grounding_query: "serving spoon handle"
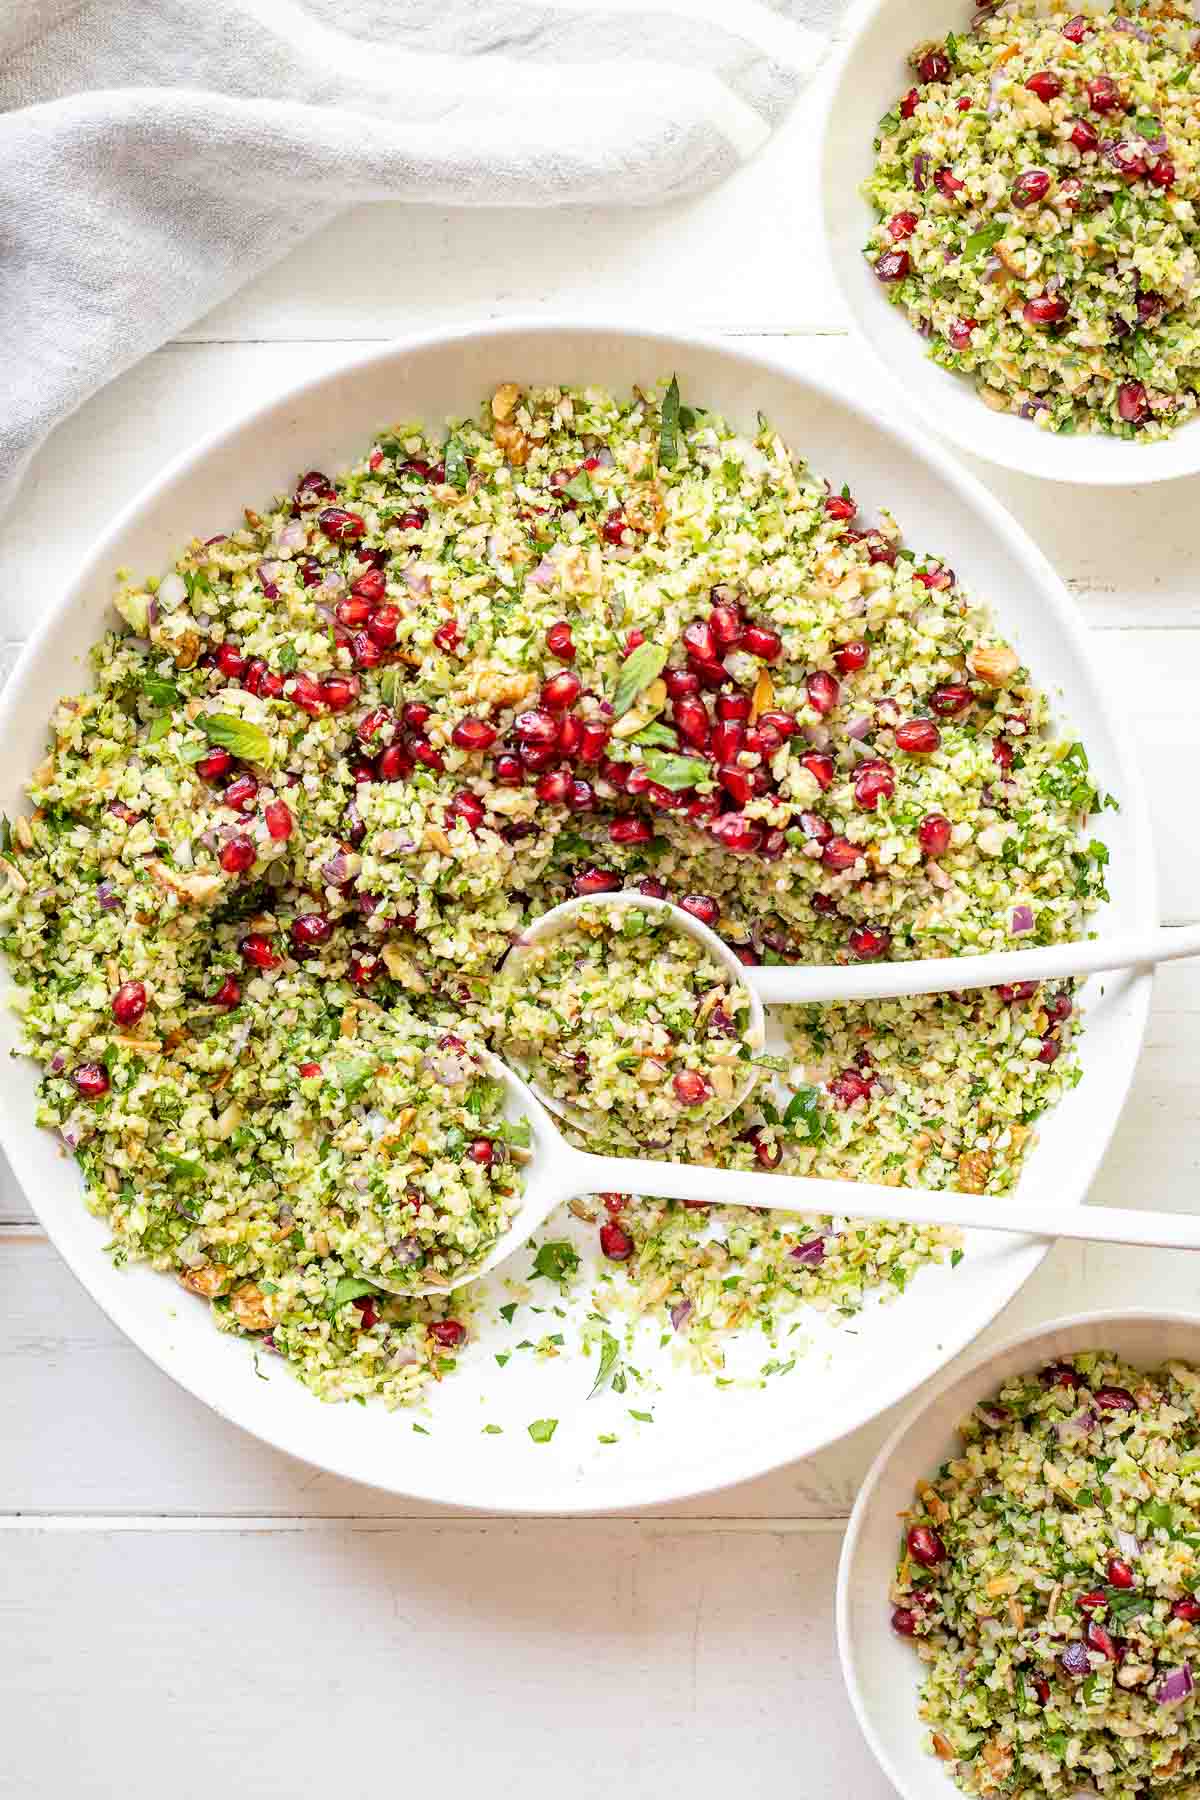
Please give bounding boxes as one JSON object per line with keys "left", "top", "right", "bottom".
{"left": 744, "top": 921, "right": 1200, "bottom": 1008}
{"left": 570, "top": 1150, "right": 1200, "bottom": 1253}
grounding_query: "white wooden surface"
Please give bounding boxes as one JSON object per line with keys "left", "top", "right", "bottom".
{"left": 3, "top": 71, "right": 1200, "bottom": 1796}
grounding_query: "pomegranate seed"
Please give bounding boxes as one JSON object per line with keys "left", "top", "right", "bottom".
{"left": 708, "top": 722, "right": 742, "bottom": 765}
{"left": 825, "top": 494, "right": 856, "bottom": 521}
{"left": 1172, "top": 1600, "right": 1200, "bottom": 1623}
{"left": 546, "top": 621, "right": 575, "bottom": 662}
{"left": 398, "top": 702, "right": 428, "bottom": 731}
{"left": 1150, "top": 158, "right": 1175, "bottom": 190}
{"left": 710, "top": 698, "right": 748, "bottom": 731}
{"left": 352, "top": 708, "right": 389, "bottom": 747}
{"left": 1086, "top": 1621, "right": 1119, "bottom": 1662}
{"left": 319, "top": 675, "right": 357, "bottom": 714}
{"left": 467, "top": 1138, "right": 495, "bottom": 1166}
{"left": 348, "top": 950, "right": 381, "bottom": 989}
{"left": 299, "top": 1061, "right": 321, "bottom": 1079}
{"left": 316, "top": 507, "right": 365, "bottom": 542}
{"left": 1057, "top": 176, "right": 1086, "bottom": 211}
{"left": 1109, "top": 139, "right": 1150, "bottom": 179}
{"left": 289, "top": 673, "right": 325, "bottom": 715}
{"left": 242, "top": 657, "right": 270, "bottom": 696}
{"left": 918, "top": 813, "right": 951, "bottom": 856}
{"left": 682, "top": 619, "right": 716, "bottom": 662}
{"left": 891, "top": 1609, "right": 918, "bottom": 1637}
{"left": 574, "top": 867, "right": 622, "bottom": 895}
{"left": 223, "top": 773, "right": 258, "bottom": 813}
{"left": 948, "top": 317, "right": 978, "bottom": 351}
{"left": 822, "top": 836, "right": 860, "bottom": 873}
{"left": 835, "top": 640, "right": 869, "bottom": 674}
{"left": 933, "top": 167, "right": 965, "bottom": 197}
{"left": 350, "top": 633, "right": 382, "bottom": 670}
{"left": 376, "top": 744, "right": 410, "bottom": 781}
{"left": 290, "top": 914, "right": 332, "bottom": 953}
{"left": 1062, "top": 13, "right": 1090, "bottom": 40}
{"left": 446, "top": 790, "right": 486, "bottom": 832}
{"left": 806, "top": 670, "right": 840, "bottom": 715}
{"left": 111, "top": 980, "right": 147, "bottom": 1026}
{"left": 849, "top": 925, "right": 890, "bottom": 960}
{"left": 1037, "top": 1035, "right": 1061, "bottom": 1064}
{"left": 211, "top": 975, "right": 240, "bottom": 1008}
{"left": 1118, "top": 382, "right": 1150, "bottom": 426}
{"left": 708, "top": 605, "right": 742, "bottom": 651}
{"left": 709, "top": 813, "right": 762, "bottom": 854}
{"left": 889, "top": 211, "right": 918, "bottom": 241}
{"left": 578, "top": 723, "right": 610, "bottom": 763}
{"left": 220, "top": 835, "right": 256, "bottom": 874}
{"left": 520, "top": 744, "right": 556, "bottom": 773}
{"left": 830, "top": 1069, "right": 872, "bottom": 1107}
{"left": 294, "top": 469, "right": 336, "bottom": 508}
{"left": 556, "top": 715, "right": 583, "bottom": 757}
{"left": 429, "top": 1320, "right": 466, "bottom": 1349}
{"left": 1095, "top": 1386, "right": 1136, "bottom": 1412}
{"left": 625, "top": 630, "right": 646, "bottom": 653}
{"left": 514, "top": 709, "right": 559, "bottom": 746}
{"left": 568, "top": 779, "right": 595, "bottom": 812}
{"left": 743, "top": 623, "right": 783, "bottom": 661}
{"left": 542, "top": 671, "right": 582, "bottom": 710}
{"left": 663, "top": 668, "right": 700, "bottom": 700}
{"left": 602, "top": 512, "right": 630, "bottom": 545}
{"left": 1025, "top": 70, "right": 1062, "bottom": 102}
{"left": 916, "top": 48, "right": 950, "bottom": 83}
{"left": 915, "top": 568, "right": 954, "bottom": 592}
{"left": 600, "top": 1222, "right": 634, "bottom": 1261}
{"left": 993, "top": 738, "right": 1014, "bottom": 770}
{"left": 1087, "top": 76, "right": 1122, "bottom": 113}
{"left": 674, "top": 697, "right": 711, "bottom": 748}
{"left": 350, "top": 566, "right": 386, "bottom": 605}
{"left": 297, "top": 558, "right": 324, "bottom": 588}
{"left": 451, "top": 716, "right": 498, "bottom": 752}
{"left": 679, "top": 894, "right": 720, "bottom": 928}
{"left": 196, "top": 748, "right": 234, "bottom": 782}
{"left": 673, "top": 1069, "right": 712, "bottom": 1107}
{"left": 760, "top": 710, "right": 800, "bottom": 741}
{"left": 811, "top": 894, "right": 838, "bottom": 917}
{"left": 750, "top": 1129, "right": 782, "bottom": 1169}
{"left": 899, "top": 87, "right": 919, "bottom": 119}
{"left": 73, "top": 1063, "right": 110, "bottom": 1098}
{"left": 1046, "top": 992, "right": 1073, "bottom": 1024}
{"left": 998, "top": 980, "right": 1038, "bottom": 1005}
{"left": 799, "top": 751, "right": 835, "bottom": 791}
{"left": 874, "top": 248, "right": 911, "bottom": 289}
{"left": 366, "top": 605, "right": 400, "bottom": 649}
{"left": 240, "top": 933, "right": 279, "bottom": 969}
{"left": 854, "top": 765, "right": 895, "bottom": 811}
{"left": 930, "top": 683, "right": 973, "bottom": 717}
{"left": 894, "top": 718, "right": 940, "bottom": 754}
{"left": 216, "top": 641, "right": 246, "bottom": 680}
{"left": 1107, "top": 1557, "right": 1135, "bottom": 1590}
{"left": 432, "top": 620, "right": 461, "bottom": 655}
{"left": 535, "top": 770, "right": 571, "bottom": 805}
{"left": 638, "top": 877, "right": 669, "bottom": 899}
{"left": 608, "top": 816, "right": 654, "bottom": 846}
{"left": 262, "top": 800, "right": 293, "bottom": 841}
{"left": 491, "top": 752, "right": 522, "bottom": 786}
{"left": 717, "top": 764, "right": 752, "bottom": 806}
{"left": 907, "top": 1526, "right": 946, "bottom": 1568}
{"left": 1070, "top": 117, "right": 1099, "bottom": 153}
{"left": 1032, "top": 1676, "right": 1051, "bottom": 1705}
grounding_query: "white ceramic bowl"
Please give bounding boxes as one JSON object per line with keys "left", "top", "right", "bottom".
{"left": 819, "top": 0, "right": 1200, "bottom": 485}
{"left": 0, "top": 321, "right": 1155, "bottom": 1510}
{"left": 837, "top": 1310, "right": 1200, "bottom": 1800}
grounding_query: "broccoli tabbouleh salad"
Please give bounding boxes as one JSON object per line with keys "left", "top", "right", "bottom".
{"left": 865, "top": 0, "right": 1200, "bottom": 438}
{"left": 892, "top": 1354, "right": 1200, "bottom": 1800}
{"left": 0, "top": 378, "right": 1110, "bottom": 1410}
{"left": 492, "top": 901, "right": 758, "bottom": 1141}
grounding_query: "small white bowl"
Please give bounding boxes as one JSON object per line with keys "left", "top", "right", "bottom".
{"left": 836, "top": 1310, "right": 1200, "bottom": 1800}
{"left": 818, "top": 0, "right": 1200, "bottom": 486}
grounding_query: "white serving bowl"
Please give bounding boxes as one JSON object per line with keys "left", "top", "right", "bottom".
{"left": 0, "top": 321, "right": 1155, "bottom": 1510}
{"left": 819, "top": 0, "right": 1200, "bottom": 485}
{"left": 837, "top": 1310, "right": 1200, "bottom": 1800}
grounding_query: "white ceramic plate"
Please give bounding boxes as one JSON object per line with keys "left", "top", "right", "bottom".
{"left": 837, "top": 1310, "right": 1200, "bottom": 1800}
{"left": 0, "top": 321, "right": 1155, "bottom": 1511}
{"left": 818, "top": 0, "right": 1200, "bottom": 486}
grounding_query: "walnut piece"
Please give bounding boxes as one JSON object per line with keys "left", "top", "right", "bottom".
{"left": 493, "top": 420, "right": 530, "bottom": 466}
{"left": 491, "top": 383, "right": 522, "bottom": 422}
{"left": 957, "top": 1149, "right": 992, "bottom": 1194}
{"left": 230, "top": 1280, "right": 271, "bottom": 1332}
{"left": 179, "top": 1265, "right": 226, "bottom": 1299}
{"left": 970, "top": 644, "right": 1020, "bottom": 687}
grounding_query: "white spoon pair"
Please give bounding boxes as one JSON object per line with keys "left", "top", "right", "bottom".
{"left": 393, "top": 897, "right": 1200, "bottom": 1297}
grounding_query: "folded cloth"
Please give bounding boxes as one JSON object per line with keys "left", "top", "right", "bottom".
{"left": 0, "top": 0, "right": 842, "bottom": 512}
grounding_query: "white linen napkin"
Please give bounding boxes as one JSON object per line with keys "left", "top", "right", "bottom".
{"left": 0, "top": 0, "right": 843, "bottom": 512}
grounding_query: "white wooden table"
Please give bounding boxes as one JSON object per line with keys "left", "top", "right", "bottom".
{"left": 3, "top": 67, "right": 1199, "bottom": 1798}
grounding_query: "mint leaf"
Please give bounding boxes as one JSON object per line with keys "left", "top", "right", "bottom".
{"left": 499, "top": 1302, "right": 518, "bottom": 1325}
{"left": 196, "top": 714, "right": 272, "bottom": 767}
{"left": 631, "top": 722, "right": 679, "bottom": 750}
{"left": 659, "top": 375, "right": 681, "bottom": 468}
{"left": 332, "top": 1056, "right": 374, "bottom": 1099}
{"left": 589, "top": 1329, "right": 621, "bottom": 1399}
{"left": 161, "top": 1149, "right": 204, "bottom": 1181}
{"left": 527, "top": 1417, "right": 558, "bottom": 1444}
{"left": 444, "top": 435, "right": 469, "bottom": 490}
{"left": 639, "top": 748, "right": 710, "bottom": 792}
{"left": 783, "top": 1084, "right": 825, "bottom": 1143}
{"left": 963, "top": 221, "right": 1005, "bottom": 261}
{"left": 628, "top": 1409, "right": 654, "bottom": 1424}
{"left": 329, "top": 1276, "right": 380, "bottom": 1310}
{"left": 277, "top": 644, "right": 298, "bottom": 673}
{"left": 563, "top": 469, "right": 596, "bottom": 504}
{"left": 143, "top": 675, "right": 181, "bottom": 708}
{"left": 531, "top": 1240, "right": 580, "bottom": 1285}
{"left": 611, "top": 642, "right": 668, "bottom": 718}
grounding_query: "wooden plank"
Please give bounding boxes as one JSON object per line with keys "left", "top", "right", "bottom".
{"left": 0, "top": 1520, "right": 889, "bottom": 1799}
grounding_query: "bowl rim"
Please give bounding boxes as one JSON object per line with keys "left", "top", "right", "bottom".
{"left": 0, "top": 316, "right": 1158, "bottom": 1509}
{"left": 835, "top": 1306, "right": 1200, "bottom": 1796}
{"left": 815, "top": 0, "right": 1200, "bottom": 487}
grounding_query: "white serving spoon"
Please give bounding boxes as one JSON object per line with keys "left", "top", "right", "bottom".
{"left": 375, "top": 897, "right": 1200, "bottom": 1298}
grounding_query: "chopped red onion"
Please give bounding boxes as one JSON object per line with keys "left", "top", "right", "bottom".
{"left": 203, "top": 534, "right": 227, "bottom": 546}
{"left": 320, "top": 851, "right": 359, "bottom": 888}
{"left": 389, "top": 1236, "right": 422, "bottom": 1266}
{"left": 670, "top": 1299, "right": 693, "bottom": 1332}
{"left": 1157, "top": 1665, "right": 1193, "bottom": 1705}
{"left": 912, "top": 153, "right": 928, "bottom": 192}
{"left": 1113, "top": 15, "right": 1152, "bottom": 41}
{"left": 846, "top": 713, "right": 873, "bottom": 741}
{"left": 403, "top": 562, "right": 433, "bottom": 599}
{"left": 802, "top": 721, "right": 831, "bottom": 750}
{"left": 96, "top": 880, "right": 121, "bottom": 911}
{"left": 790, "top": 1237, "right": 826, "bottom": 1266}
{"left": 1011, "top": 904, "right": 1035, "bottom": 934}
{"left": 275, "top": 519, "right": 306, "bottom": 555}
